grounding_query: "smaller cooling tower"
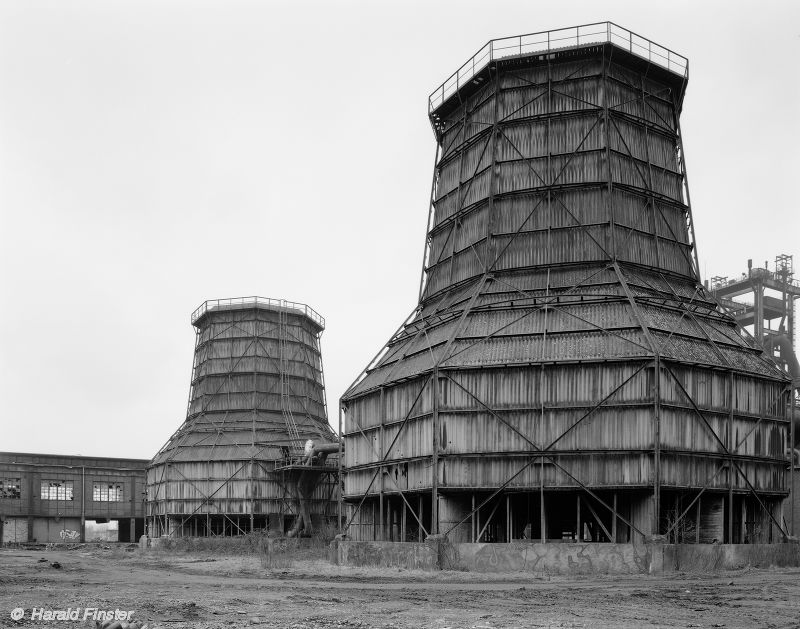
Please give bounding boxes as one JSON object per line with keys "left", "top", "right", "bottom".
{"left": 147, "top": 297, "right": 338, "bottom": 538}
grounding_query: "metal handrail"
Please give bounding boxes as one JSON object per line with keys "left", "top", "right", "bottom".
{"left": 429, "top": 21, "right": 689, "bottom": 114}
{"left": 711, "top": 268, "right": 800, "bottom": 291}
{"left": 191, "top": 296, "right": 325, "bottom": 328}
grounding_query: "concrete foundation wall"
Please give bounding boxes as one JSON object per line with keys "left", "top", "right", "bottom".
{"left": 335, "top": 540, "right": 439, "bottom": 571}
{"left": 666, "top": 543, "right": 800, "bottom": 571}
{"left": 333, "top": 540, "right": 800, "bottom": 574}
{"left": 450, "top": 542, "right": 659, "bottom": 574}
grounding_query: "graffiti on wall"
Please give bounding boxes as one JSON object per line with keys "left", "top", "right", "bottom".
{"left": 59, "top": 529, "right": 79, "bottom": 540}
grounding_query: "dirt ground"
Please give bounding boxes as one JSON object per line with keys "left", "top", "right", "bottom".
{"left": 1, "top": 545, "right": 800, "bottom": 629}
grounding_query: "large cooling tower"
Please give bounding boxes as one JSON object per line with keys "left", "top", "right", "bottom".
{"left": 341, "top": 23, "right": 792, "bottom": 545}
{"left": 147, "top": 297, "right": 338, "bottom": 537}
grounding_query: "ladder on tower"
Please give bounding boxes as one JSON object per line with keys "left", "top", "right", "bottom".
{"left": 278, "top": 301, "right": 303, "bottom": 453}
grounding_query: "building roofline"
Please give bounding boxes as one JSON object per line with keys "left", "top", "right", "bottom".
{"left": 0, "top": 451, "right": 150, "bottom": 466}
{"left": 191, "top": 296, "right": 325, "bottom": 329}
{"left": 429, "top": 21, "right": 688, "bottom": 127}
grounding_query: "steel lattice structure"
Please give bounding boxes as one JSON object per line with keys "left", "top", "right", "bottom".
{"left": 340, "top": 23, "right": 793, "bottom": 545}
{"left": 147, "top": 297, "right": 338, "bottom": 538}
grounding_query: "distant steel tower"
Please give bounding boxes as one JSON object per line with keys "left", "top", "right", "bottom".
{"left": 147, "top": 297, "right": 338, "bottom": 537}
{"left": 341, "top": 23, "right": 792, "bottom": 545}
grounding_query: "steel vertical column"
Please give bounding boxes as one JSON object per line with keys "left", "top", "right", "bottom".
{"left": 728, "top": 371, "right": 735, "bottom": 543}
{"left": 792, "top": 385, "right": 796, "bottom": 537}
{"left": 338, "top": 404, "right": 343, "bottom": 533}
{"left": 80, "top": 466, "right": 85, "bottom": 543}
{"left": 418, "top": 495, "right": 424, "bottom": 542}
{"left": 654, "top": 356, "right": 662, "bottom": 536}
{"left": 432, "top": 369, "right": 440, "bottom": 535}
{"left": 540, "top": 363, "right": 546, "bottom": 544}
{"left": 379, "top": 388, "right": 385, "bottom": 540}
{"left": 754, "top": 284, "right": 765, "bottom": 345}
{"left": 612, "top": 493, "right": 618, "bottom": 542}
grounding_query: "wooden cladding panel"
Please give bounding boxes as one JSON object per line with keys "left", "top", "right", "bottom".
{"left": 343, "top": 360, "right": 788, "bottom": 493}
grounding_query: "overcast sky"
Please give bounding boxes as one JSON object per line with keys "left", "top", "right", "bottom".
{"left": 1, "top": 0, "right": 798, "bottom": 459}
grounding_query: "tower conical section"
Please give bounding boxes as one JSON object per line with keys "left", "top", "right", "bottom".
{"left": 341, "top": 23, "right": 791, "bottom": 544}
{"left": 147, "top": 297, "right": 337, "bottom": 537}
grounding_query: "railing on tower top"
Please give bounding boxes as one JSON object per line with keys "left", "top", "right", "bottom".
{"left": 191, "top": 296, "right": 325, "bottom": 328}
{"left": 428, "top": 21, "right": 689, "bottom": 114}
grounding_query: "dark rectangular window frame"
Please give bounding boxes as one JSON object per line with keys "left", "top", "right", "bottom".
{"left": 92, "top": 482, "right": 124, "bottom": 502}
{"left": 40, "top": 480, "right": 74, "bottom": 501}
{"left": 0, "top": 478, "right": 21, "bottom": 499}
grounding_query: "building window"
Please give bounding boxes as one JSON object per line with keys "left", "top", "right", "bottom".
{"left": 0, "top": 478, "right": 21, "bottom": 499}
{"left": 40, "top": 480, "right": 74, "bottom": 501}
{"left": 92, "top": 483, "right": 123, "bottom": 502}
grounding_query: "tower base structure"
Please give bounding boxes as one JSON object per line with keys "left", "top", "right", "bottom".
{"left": 343, "top": 488, "right": 785, "bottom": 545}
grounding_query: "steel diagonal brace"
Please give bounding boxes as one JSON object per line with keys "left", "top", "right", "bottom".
{"left": 545, "top": 363, "right": 649, "bottom": 450}
{"left": 198, "top": 337, "right": 258, "bottom": 414}
{"left": 223, "top": 513, "right": 247, "bottom": 535}
{"left": 253, "top": 460, "right": 296, "bottom": 499}
{"left": 490, "top": 266, "right": 611, "bottom": 305}
{"left": 613, "top": 260, "right": 661, "bottom": 357}
{"left": 490, "top": 117, "right": 612, "bottom": 267}
{"left": 379, "top": 292, "right": 454, "bottom": 386}
{"left": 500, "top": 57, "right": 594, "bottom": 96}
{"left": 662, "top": 463, "right": 726, "bottom": 539}
{"left": 444, "top": 375, "right": 541, "bottom": 451}
{"left": 733, "top": 385, "right": 791, "bottom": 453}
{"left": 349, "top": 414, "right": 429, "bottom": 537}
{"left": 663, "top": 365, "right": 789, "bottom": 537}
{"left": 476, "top": 499, "right": 501, "bottom": 542}
{"left": 175, "top": 462, "right": 248, "bottom": 533}
{"left": 550, "top": 462, "right": 644, "bottom": 537}
{"left": 431, "top": 221, "right": 458, "bottom": 267}
{"left": 171, "top": 465, "right": 215, "bottom": 504}
{"left": 452, "top": 133, "right": 492, "bottom": 220}
{"left": 658, "top": 273, "right": 730, "bottom": 367}
{"left": 545, "top": 302, "right": 654, "bottom": 355}
{"left": 584, "top": 497, "right": 613, "bottom": 541}
{"left": 548, "top": 85, "right": 604, "bottom": 110}
{"left": 342, "top": 376, "right": 432, "bottom": 533}
{"left": 442, "top": 451, "right": 645, "bottom": 539}
{"left": 653, "top": 284, "right": 702, "bottom": 346}
{"left": 606, "top": 93, "right": 648, "bottom": 115}
{"left": 442, "top": 268, "right": 613, "bottom": 366}
{"left": 648, "top": 198, "right": 698, "bottom": 279}
{"left": 435, "top": 274, "right": 489, "bottom": 368}
{"left": 497, "top": 86, "right": 549, "bottom": 124}
{"left": 550, "top": 193, "right": 614, "bottom": 260}
{"left": 441, "top": 364, "right": 649, "bottom": 538}
{"left": 640, "top": 91, "right": 676, "bottom": 132}
{"left": 607, "top": 116, "right": 651, "bottom": 188}
{"left": 612, "top": 205, "right": 648, "bottom": 262}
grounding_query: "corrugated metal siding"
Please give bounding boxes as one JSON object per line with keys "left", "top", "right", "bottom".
{"left": 441, "top": 407, "right": 653, "bottom": 453}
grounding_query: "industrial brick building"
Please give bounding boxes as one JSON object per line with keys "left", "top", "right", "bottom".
{"left": 0, "top": 452, "right": 147, "bottom": 544}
